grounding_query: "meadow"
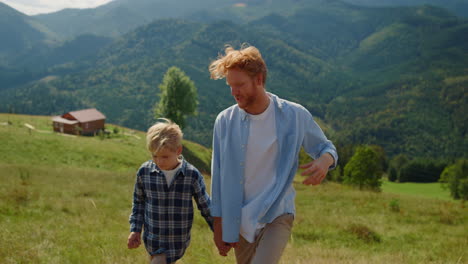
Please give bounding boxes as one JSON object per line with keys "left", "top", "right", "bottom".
{"left": 0, "top": 114, "right": 466, "bottom": 264}
{"left": 382, "top": 181, "right": 453, "bottom": 201}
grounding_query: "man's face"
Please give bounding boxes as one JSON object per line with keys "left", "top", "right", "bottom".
{"left": 226, "top": 68, "right": 262, "bottom": 113}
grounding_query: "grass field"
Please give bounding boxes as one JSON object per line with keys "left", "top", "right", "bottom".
{"left": 382, "top": 180, "right": 453, "bottom": 201}
{"left": 1, "top": 114, "right": 467, "bottom": 263}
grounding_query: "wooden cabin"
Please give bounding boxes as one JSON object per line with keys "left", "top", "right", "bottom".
{"left": 52, "top": 108, "right": 106, "bottom": 135}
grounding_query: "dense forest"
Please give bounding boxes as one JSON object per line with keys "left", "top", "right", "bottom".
{"left": 0, "top": 0, "right": 466, "bottom": 162}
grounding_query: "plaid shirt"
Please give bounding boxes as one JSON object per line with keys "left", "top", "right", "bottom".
{"left": 129, "top": 159, "right": 213, "bottom": 263}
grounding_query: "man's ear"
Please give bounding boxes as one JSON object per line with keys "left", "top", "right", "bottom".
{"left": 255, "top": 73, "right": 263, "bottom": 87}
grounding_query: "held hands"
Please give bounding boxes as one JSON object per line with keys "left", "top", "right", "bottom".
{"left": 213, "top": 217, "right": 237, "bottom": 256}
{"left": 300, "top": 153, "right": 334, "bottom": 186}
{"left": 127, "top": 232, "right": 141, "bottom": 249}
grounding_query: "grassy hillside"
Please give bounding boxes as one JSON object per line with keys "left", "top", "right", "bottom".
{"left": 0, "top": 113, "right": 211, "bottom": 173}
{"left": 1, "top": 114, "right": 467, "bottom": 263}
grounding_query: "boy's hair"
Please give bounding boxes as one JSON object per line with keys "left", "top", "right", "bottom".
{"left": 209, "top": 44, "right": 267, "bottom": 85}
{"left": 146, "top": 118, "right": 183, "bottom": 153}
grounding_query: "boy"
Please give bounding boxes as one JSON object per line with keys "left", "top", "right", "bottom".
{"left": 127, "top": 119, "right": 213, "bottom": 264}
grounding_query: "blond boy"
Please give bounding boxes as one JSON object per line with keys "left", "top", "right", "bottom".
{"left": 128, "top": 119, "right": 213, "bottom": 264}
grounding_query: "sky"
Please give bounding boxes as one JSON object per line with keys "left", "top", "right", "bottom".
{"left": 0, "top": 0, "right": 114, "bottom": 15}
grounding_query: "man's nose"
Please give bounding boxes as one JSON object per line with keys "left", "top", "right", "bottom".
{"left": 231, "top": 86, "right": 238, "bottom": 95}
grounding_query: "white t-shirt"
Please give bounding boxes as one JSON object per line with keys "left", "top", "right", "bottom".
{"left": 240, "top": 96, "right": 278, "bottom": 242}
{"left": 161, "top": 160, "right": 182, "bottom": 187}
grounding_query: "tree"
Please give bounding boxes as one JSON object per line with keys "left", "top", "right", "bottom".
{"left": 399, "top": 159, "right": 446, "bottom": 183}
{"left": 154, "top": 66, "right": 198, "bottom": 129}
{"left": 387, "top": 154, "right": 409, "bottom": 182}
{"left": 388, "top": 167, "right": 398, "bottom": 182}
{"left": 336, "top": 142, "right": 356, "bottom": 179}
{"left": 439, "top": 159, "right": 468, "bottom": 200}
{"left": 344, "top": 145, "right": 383, "bottom": 191}
{"left": 369, "top": 145, "right": 388, "bottom": 173}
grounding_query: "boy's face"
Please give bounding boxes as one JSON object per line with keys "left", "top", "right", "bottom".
{"left": 152, "top": 146, "right": 182, "bottom": 171}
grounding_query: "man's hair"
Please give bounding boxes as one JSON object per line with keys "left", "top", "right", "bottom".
{"left": 146, "top": 118, "right": 183, "bottom": 153}
{"left": 209, "top": 44, "right": 267, "bottom": 85}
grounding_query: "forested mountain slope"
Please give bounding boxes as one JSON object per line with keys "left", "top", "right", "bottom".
{"left": 0, "top": 2, "right": 466, "bottom": 159}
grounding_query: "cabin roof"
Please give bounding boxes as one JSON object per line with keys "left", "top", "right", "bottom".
{"left": 64, "top": 108, "right": 106, "bottom": 123}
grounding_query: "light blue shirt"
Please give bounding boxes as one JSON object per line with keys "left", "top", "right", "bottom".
{"left": 210, "top": 93, "right": 338, "bottom": 243}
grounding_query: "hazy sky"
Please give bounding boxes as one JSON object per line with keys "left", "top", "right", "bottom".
{"left": 0, "top": 0, "right": 114, "bottom": 15}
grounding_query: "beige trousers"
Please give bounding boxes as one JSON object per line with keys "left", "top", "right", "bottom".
{"left": 235, "top": 213, "right": 294, "bottom": 264}
{"left": 150, "top": 254, "right": 174, "bottom": 264}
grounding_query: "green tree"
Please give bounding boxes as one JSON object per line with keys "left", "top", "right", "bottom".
{"left": 154, "top": 66, "right": 198, "bottom": 129}
{"left": 369, "top": 144, "right": 388, "bottom": 173}
{"left": 399, "top": 159, "right": 446, "bottom": 183}
{"left": 344, "top": 145, "right": 383, "bottom": 191}
{"left": 388, "top": 167, "right": 398, "bottom": 182}
{"left": 439, "top": 159, "right": 468, "bottom": 200}
{"left": 336, "top": 143, "right": 356, "bottom": 179}
{"left": 388, "top": 154, "right": 409, "bottom": 182}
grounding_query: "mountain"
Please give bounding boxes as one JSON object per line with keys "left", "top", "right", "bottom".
{"left": 33, "top": 0, "right": 232, "bottom": 38}
{"left": 342, "top": 0, "right": 468, "bottom": 18}
{"left": 0, "top": 2, "right": 466, "bottom": 159}
{"left": 31, "top": 0, "right": 468, "bottom": 41}
{"left": 0, "top": 18, "right": 329, "bottom": 143}
{"left": 0, "top": 3, "right": 113, "bottom": 89}
{"left": 250, "top": 4, "right": 468, "bottom": 157}
{"left": 0, "top": 2, "right": 59, "bottom": 66}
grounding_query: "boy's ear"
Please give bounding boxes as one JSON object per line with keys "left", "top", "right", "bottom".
{"left": 177, "top": 145, "right": 183, "bottom": 155}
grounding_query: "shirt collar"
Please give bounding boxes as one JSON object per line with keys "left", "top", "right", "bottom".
{"left": 268, "top": 92, "right": 284, "bottom": 111}
{"left": 240, "top": 92, "right": 283, "bottom": 121}
{"left": 150, "top": 157, "right": 187, "bottom": 177}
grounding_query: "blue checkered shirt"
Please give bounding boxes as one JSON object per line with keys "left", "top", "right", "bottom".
{"left": 129, "top": 159, "right": 213, "bottom": 263}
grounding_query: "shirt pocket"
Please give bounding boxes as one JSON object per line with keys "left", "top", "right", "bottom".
{"left": 144, "top": 175, "right": 164, "bottom": 199}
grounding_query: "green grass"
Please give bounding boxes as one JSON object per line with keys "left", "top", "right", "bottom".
{"left": 382, "top": 180, "right": 452, "bottom": 201}
{"left": 1, "top": 114, "right": 467, "bottom": 263}
{"left": 0, "top": 113, "right": 211, "bottom": 173}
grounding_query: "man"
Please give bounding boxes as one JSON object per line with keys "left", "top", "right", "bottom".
{"left": 208, "top": 44, "right": 338, "bottom": 264}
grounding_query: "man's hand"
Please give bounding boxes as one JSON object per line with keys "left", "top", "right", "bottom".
{"left": 127, "top": 232, "right": 141, "bottom": 249}
{"left": 300, "top": 153, "right": 334, "bottom": 185}
{"left": 213, "top": 217, "right": 235, "bottom": 256}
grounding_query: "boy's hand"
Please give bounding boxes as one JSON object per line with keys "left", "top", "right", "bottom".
{"left": 127, "top": 232, "right": 141, "bottom": 249}
{"left": 213, "top": 217, "right": 235, "bottom": 256}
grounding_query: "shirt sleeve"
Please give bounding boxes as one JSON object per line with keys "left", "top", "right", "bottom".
{"left": 301, "top": 107, "right": 338, "bottom": 169}
{"left": 129, "top": 169, "right": 145, "bottom": 232}
{"left": 210, "top": 116, "right": 222, "bottom": 217}
{"left": 193, "top": 171, "right": 214, "bottom": 231}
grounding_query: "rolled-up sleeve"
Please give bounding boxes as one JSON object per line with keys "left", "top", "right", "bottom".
{"left": 301, "top": 107, "right": 338, "bottom": 169}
